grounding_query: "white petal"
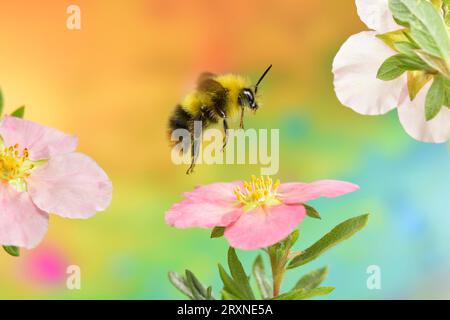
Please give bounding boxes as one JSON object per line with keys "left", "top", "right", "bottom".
{"left": 398, "top": 82, "right": 450, "bottom": 143}
{"left": 333, "top": 31, "right": 406, "bottom": 115}
{"left": 355, "top": 0, "right": 399, "bottom": 33}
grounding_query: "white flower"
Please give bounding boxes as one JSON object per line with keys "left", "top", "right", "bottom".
{"left": 333, "top": 0, "right": 450, "bottom": 143}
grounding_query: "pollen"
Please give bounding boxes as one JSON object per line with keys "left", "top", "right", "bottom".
{"left": 0, "top": 144, "right": 34, "bottom": 182}
{"left": 234, "top": 175, "right": 281, "bottom": 209}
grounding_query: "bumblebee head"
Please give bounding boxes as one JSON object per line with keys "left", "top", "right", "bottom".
{"left": 238, "top": 64, "right": 272, "bottom": 111}
{"left": 239, "top": 88, "right": 258, "bottom": 110}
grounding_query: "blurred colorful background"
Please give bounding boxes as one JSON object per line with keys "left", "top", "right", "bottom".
{"left": 0, "top": 0, "right": 449, "bottom": 299}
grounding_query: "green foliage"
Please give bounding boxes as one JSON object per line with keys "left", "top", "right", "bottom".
{"left": 377, "top": 54, "right": 430, "bottom": 80}
{"left": 293, "top": 266, "right": 329, "bottom": 291}
{"left": 274, "top": 286, "right": 335, "bottom": 300}
{"left": 11, "top": 106, "right": 25, "bottom": 118}
{"left": 415, "top": 49, "right": 450, "bottom": 78}
{"left": 168, "top": 270, "right": 214, "bottom": 300}
{"left": 288, "top": 214, "right": 369, "bottom": 269}
{"left": 376, "top": 1, "right": 450, "bottom": 120}
{"left": 252, "top": 255, "right": 272, "bottom": 299}
{"left": 376, "top": 29, "right": 412, "bottom": 50}
{"left": 3, "top": 245, "right": 20, "bottom": 257}
{"left": 210, "top": 226, "right": 225, "bottom": 238}
{"left": 304, "top": 204, "right": 321, "bottom": 219}
{"left": 425, "top": 74, "right": 446, "bottom": 120}
{"left": 169, "top": 214, "right": 369, "bottom": 300}
{"left": 224, "top": 248, "right": 255, "bottom": 300}
{"left": 389, "top": 0, "right": 450, "bottom": 64}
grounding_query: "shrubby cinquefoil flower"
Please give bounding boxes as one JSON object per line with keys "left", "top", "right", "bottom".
{"left": 333, "top": 0, "right": 450, "bottom": 143}
{"left": 0, "top": 116, "right": 112, "bottom": 249}
{"left": 165, "top": 176, "right": 358, "bottom": 250}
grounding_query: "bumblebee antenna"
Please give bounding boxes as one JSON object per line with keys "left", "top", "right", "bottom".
{"left": 254, "top": 64, "right": 272, "bottom": 94}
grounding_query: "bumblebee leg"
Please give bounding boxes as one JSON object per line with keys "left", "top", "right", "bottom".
{"left": 186, "top": 118, "right": 203, "bottom": 175}
{"left": 239, "top": 108, "right": 245, "bottom": 129}
{"left": 222, "top": 119, "right": 229, "bottom": 151}
{"left": 186, "top": 137, "right": 200, "bottom": 175}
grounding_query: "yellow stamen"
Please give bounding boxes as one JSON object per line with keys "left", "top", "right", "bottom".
{"left": 233, "top": 175, "right": 282, "bottom": 209}
{"left": 0, "top": 144, "right": 35, "bottom": 183}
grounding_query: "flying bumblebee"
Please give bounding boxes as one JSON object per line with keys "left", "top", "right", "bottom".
{"left": 168, "top": 65, "right": 272, "bottom": 175}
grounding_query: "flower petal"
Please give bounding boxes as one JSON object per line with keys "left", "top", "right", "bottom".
{"left": 165, "top": 199, "right": 242, "bottom": 229}
{"left": 224, "top": 204, "right": 306, "bottom": 250}
{"left": 355, "top": 0, "right": 399, "bottom": 33}
{"left": 333, "top": 31, "right": 406, "bottom": 115}
{"left": 0, "top": 182, "right": 48, "bottom": 249}
{"left": 27, "top": 153, "right": 112, "bottom": 219}
{"left": 183, "top": 181, "right": 242, "bottom": 204}
{"left": 0, "top": 116, "right": 77, "bottom": 160}
{"left": 278, "top": 180, "right": 359, "bottom": 204}
{"left": 397, "top": 82, "right": 450, "bottom": 143}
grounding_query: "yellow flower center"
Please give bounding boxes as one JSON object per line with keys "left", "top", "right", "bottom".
{"left": 0, "top": 144, "right": 35, "bottom": 190}
{"left": 234, "top": 175, "right": 281, "bottom": 210}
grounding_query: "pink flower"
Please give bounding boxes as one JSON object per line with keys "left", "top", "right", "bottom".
{"left": 0, "top": 116, "right": 112, "bottom": 249}
{"left": 165, "top": 176, "right": 358, "bottom": 250}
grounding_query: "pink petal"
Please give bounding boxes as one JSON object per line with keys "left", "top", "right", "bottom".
{"left": 224, "top": 204, "right": 306, "bottom": 250}
{"left": 183, "top": 181, "right": 243, "bottom": 204}
{"left": 397, "top": 82, "right": 450, "bottom": 143}
{"left": 355, "top": 0, "right": 399, "bottom": 33}
{"left": 0, "top": 182, "right": 48, "bottom": 249}
{"left": 333, "top": 31, "right": 406, "bottom": 115}
{"left": 165, "top": 199, "right": 242, "bottom": 229}
{"left": 0, "top": 116, "right": 77, "bottom": 160}
{"left": 278, "top": 180, "right": 359, "bottom": 204}
{"left": 27, "top": 153, "right": 112, "bottom": 219}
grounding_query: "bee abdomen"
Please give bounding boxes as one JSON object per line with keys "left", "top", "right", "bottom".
{"left": 169, "top": 105, "right": 192, "bottom": 131}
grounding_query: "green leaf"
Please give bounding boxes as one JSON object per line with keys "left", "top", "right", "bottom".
{"left": 288, "top": 214, "right": 369, "bottom": 269}
{"left": 376, "top": 29, "right": 412, "bottom": 50}
{"left": 0, "top": 88, "right": 3, "bottom": 116}
{"left": 293, "top": 266, "right": 329, "bottom": 291}
{"left": 425, "top": 74, "right": 445, "bottom": 120}
{"left": 377, "top": 54, "right": 428, "bottom": 81}
{"left": 444, "top": 77, "right": 450, "bottom": 107}
{"left": 394, "top": 41, "right": 419, "bottom": 56}
{"left": 185, "top": 270, "right": 208, "bottom": 300}
{"left": 11, "top": 106, "right": 25, "bottom": 118}
{"left": 168, "top": 271, "right": 195, "bottom": 299}
{"left": 211, "top": 226, "right": 225, "bottom": 238}
{"left": 227, "top": 248, "right": 255, "bottom": 300}
{"left": 389, "top": 0, "right": 450, "bottom": 66}
{"left": 221, "top": 290, "right": 241, "bottom": 300}
{"left": 274, "top": 286, "right": 335, "bottom": 300}
{"left": 206, "top": 286, "right": 214, "bottom": 300}
{"left": 415, "top": 49, "right": 450, "bottom": 78}
{"left": 252, "top": 255, "right": 272, "bottom": 299}
{"left": 218, "top": 263, "right": 246, "bottom": 299}
{"left": 3, "top": 245, "right": 20, "bottom": 257}
{"left": 305, "top": 204, "right": 321, "bottom": 220}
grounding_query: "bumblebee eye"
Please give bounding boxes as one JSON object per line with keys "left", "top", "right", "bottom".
{"left": 242, "top": 89, "right": 257, "bottom": 109}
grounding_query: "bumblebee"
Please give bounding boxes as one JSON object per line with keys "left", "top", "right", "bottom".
{"left": 168, "top": 65, "right": 272, "bottom": 175}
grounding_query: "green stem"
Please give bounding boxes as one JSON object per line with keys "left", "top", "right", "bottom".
{"left": 269, "top": 248, "right": 289, "bottom": 298}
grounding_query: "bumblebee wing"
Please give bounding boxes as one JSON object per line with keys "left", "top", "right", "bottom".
{"left": 198, "top": 76, "right": 226, "bottom": 97}
{"left": 197, "top": 72, "right": 216, "bottom": 86}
